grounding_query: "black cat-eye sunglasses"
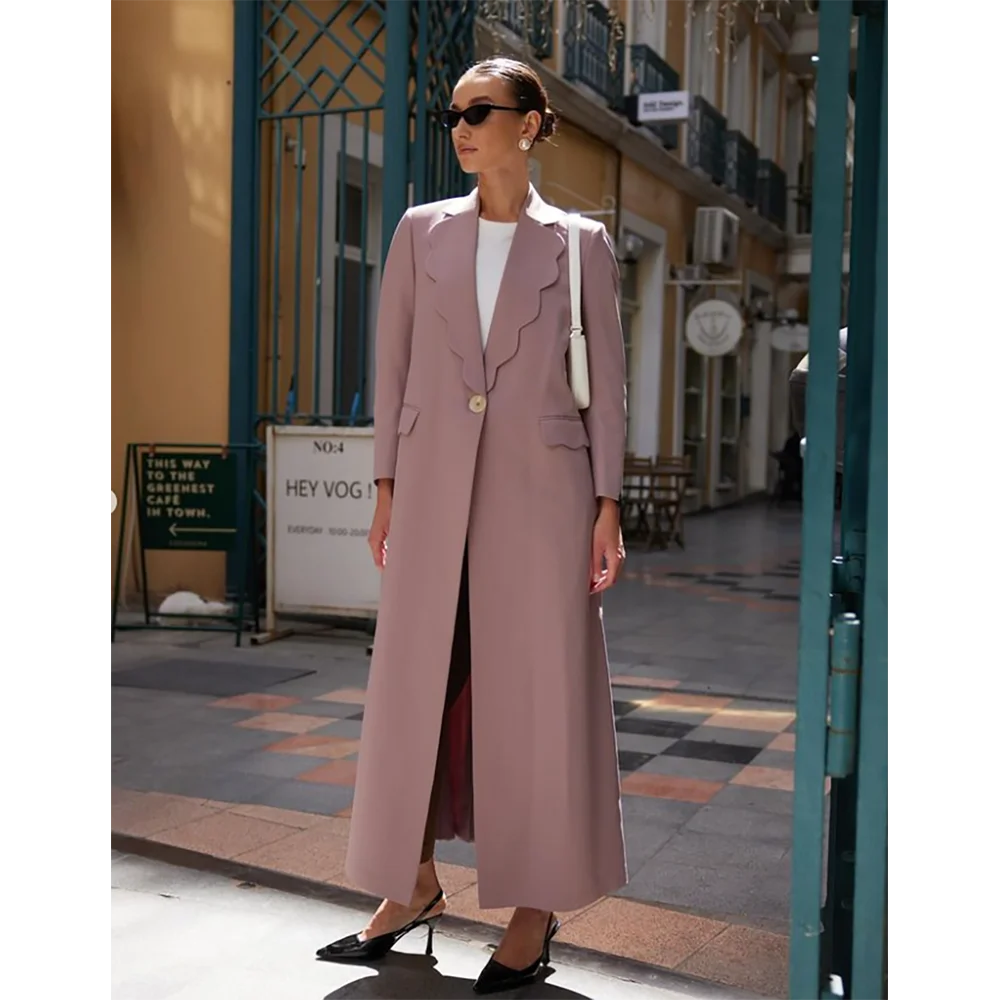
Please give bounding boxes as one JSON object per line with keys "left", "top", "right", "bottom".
{"left": 434, "top": 104, "right": 523, "bottom": 130}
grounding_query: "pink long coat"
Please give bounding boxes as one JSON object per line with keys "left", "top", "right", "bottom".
{"left": 345, "top": 185, "right": 628, "bottom": 913}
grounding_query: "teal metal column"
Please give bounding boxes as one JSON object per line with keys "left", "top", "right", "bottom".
{"left": 823, "top": 5, "right": 887, "bottom": 991}
{"left": 412, "top": 1, "right": 430, "bottom": 204}
{"left": 850, "top": 10, "right": 888, "bottom": 994}
{"left": 382, "top": 0, "right": 412, "bottom": 263}
{"left": 842, "top": 6, "right": 885, "bottom": 533}
{"left": 789, "top": 0, "right": 853, "bottom": 996}
{"left": 226, "top": 0, "right": 261, "bottom": 598}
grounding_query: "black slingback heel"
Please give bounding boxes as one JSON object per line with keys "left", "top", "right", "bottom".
{"left": 472, "top": 913, "right": 561, "bottom": 995}
{"left": 316, "top": 889, "right": 444, "bottom": 963}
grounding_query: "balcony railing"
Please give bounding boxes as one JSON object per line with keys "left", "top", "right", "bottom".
{"left": 786, "top": 184, "right": 854, "bottom": 237}
{"left": 724, "top": 130, "right": 758, "bottom": 206}
{"left": 757, "top": 159, "right": 787, "bottom": 229}
{"left": 686, "top": 95, "right": 727, "bottom": 186}
{"left": 564, "top": 0, "right": 624, "bottom": 107}
{"left": 480, "top": 1, "right": 553, "bottom": 59}
{"left": 625, "top": 44, "right": 681, "bottom": 150}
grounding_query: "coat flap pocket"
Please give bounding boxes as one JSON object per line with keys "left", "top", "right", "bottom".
{"left": 539, "top": 416, "right": 590, "bottom": 450}
{"left": 398, "top": 404, "right": 419, "bottom": 436}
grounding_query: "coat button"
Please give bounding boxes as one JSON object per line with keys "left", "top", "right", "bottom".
{"left": 468, "top": 394, "right": 487, "bottom": 413}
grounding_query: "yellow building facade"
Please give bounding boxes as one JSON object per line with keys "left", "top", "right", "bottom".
{"left": 113, "top": 0, "right": 818, "bottom": 602}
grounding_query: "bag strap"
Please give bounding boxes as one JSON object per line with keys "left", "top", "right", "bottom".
{"left": 567, "top": 212, "right": 582, "bottom": 336}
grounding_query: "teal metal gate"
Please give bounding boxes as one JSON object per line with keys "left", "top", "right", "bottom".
{"left": 230, "top": 0, "right": 475, "bottom": 436}
{"left": 790, "top": 2, "right": 887, "bottom": 998}
{"left": 226, "top": 0, "right": 476, "bottom": 594}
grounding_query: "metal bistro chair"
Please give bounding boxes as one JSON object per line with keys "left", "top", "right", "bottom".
{"left": 620, "top": 455, "right": 653, "bottom": 542}
{"left": 646, "top": 456, "right": 692, "bottom": 550}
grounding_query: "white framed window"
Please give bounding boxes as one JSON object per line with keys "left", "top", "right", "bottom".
{"left": 319, "top": 124, "right": 384, "bottom": 418}
{"left": 686, "top": 0, "right": 717, "bottom": 105}
{"left": 725, "top": 25, "right": 752, "bottom": 135}
{"left": 757, "top": 47, "right": 780, "bottom": 159}
{"left": 633, "top": 0, "right": 667, "bottom": 55}
{"left": 620, "top": 259, "right": 641, "bottom": 449}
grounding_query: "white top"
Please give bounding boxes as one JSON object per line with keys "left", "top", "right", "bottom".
{"left": 475, "top": 218, "right": 518, "bottom": 350}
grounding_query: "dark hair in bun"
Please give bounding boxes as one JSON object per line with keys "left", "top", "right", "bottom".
{"left": 537, "top": 109, "right": 557, "bottom": 142}
{"left": 463, "top": 57, "right": 559, "bottom": 146}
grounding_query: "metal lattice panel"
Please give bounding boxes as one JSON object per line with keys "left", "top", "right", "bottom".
{"left": 259, "top": 0, "right": 386, "bottom": 117}
{"left": 410, "top": 0, "right": 476, "bottom": 203}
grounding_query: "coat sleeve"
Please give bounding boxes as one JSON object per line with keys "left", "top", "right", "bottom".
{"left": 580, "top": 224, "right": 627, "bottom": 501}
{"left": 373, "top": 210, "right": 416, "bottom": 482}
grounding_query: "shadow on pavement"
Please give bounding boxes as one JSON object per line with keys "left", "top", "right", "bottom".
{"left": 321, "top": 951, "right": 588, "bottom": 999}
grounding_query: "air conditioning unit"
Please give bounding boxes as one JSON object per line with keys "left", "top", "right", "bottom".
{"left": 693, "top": 207, "right": 740, "bottom": 272}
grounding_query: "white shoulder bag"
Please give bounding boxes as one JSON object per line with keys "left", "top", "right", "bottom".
{"left": 566, "top": 213, "right": 591, "bottom": 410}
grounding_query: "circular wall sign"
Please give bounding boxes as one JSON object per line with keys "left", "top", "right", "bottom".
{"left": 685, "top": 299, "right": 744, "bottom": 356}
{"left": 771, "top": 323, "right": 810, "bottom": 352}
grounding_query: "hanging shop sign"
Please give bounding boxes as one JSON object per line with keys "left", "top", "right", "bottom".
{"left": 685, "top": 299, "right": 744, "bottom": 356}
{"left": 628, "top": 90, "right": 691, "bottom": 123}
{"left": 770, "top": 323, "right": 810, "bottom": 353}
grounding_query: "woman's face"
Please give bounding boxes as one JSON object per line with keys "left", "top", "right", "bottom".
{"left": 448, "top": 72, "right": 539, "bottom": 174}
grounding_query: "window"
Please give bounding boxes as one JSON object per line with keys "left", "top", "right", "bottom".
{"left": 319, "top": 151, "right": 382, "bottom": 418}
{"left": 620, "top": 257, "right": 641, "bottom": 448}
{"left": 633, "top": 0, "right": 666, "bottom": 55}
{"left": 725, "top": 27, "right": 752, "bottom": 136}
{"left": 758, "top": 49, "right": 780, "bottom": 159}
{"left": 687, "top": 1, "right": 717, "bottom": 105}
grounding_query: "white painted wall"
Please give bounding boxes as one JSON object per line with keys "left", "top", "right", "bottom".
{"left": 620, "top": 209, "right": 666, "bottom": 460}
{"left": 748, "top": 322, "right": 773, "bottom": 492}
{"left": 745, "top": 271, "right": 776, "bottom": 493}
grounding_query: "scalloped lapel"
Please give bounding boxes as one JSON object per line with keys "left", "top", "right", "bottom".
{"left": 425, "top": 185, "right": 565, "bottom": 397}
{"left": 426, "top": 189, "right": 485, "bottom": 396}
{"left": 482, "top": 186, "right": 565, "bottom": 392}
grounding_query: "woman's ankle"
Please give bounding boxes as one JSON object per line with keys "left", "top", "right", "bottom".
{"left": 412, "top": 861, "right": 442, "bottom": 902}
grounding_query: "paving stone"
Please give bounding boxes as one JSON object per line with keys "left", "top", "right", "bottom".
{"left": 281, "top": 700, "right": 363, "bottom": 719}
{"left": 246, "top": 780, "right": 354, "bottom": 817}
{"left": 113, "top": 763, "right": 281, "bottom": 804}
{"left": 710, "top": 784, "right": 795, "bottom": 816}
{"left": 231, "top": 751, "right": 328, "bottom": 779}
{"left": 615, "top": 732, "right": 677, "bottom": 755}
{"left": 685, "top": 726, "right": 776, "bottom": 748}
{"left": 650, "top": 830, "right": 787, "bottom": 870}
{"left": 618, "top": 857, "right": 790, "bottom": 923}
{"left": 433, "top": 837, "right": 477, "bottom": 868}
{"left": 748, "top": 749, "right": 795, "bottom": 770}
{"left": 637, "top": 755, "right": 743, "bottom": 783}
{"left": 311, "top": 719, "right": 364, "bottom": 739}
{"left": 685, "top": 805, "right": 793, "bottom": 843}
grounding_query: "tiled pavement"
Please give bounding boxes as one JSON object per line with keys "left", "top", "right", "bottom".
{"left": 112, "top": 504, "right": 801, "bottom": 997}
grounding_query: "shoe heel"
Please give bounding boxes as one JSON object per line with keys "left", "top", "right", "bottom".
{"left": 425, "top": 917, "right": 440, "bottom": 956}
{"left": 543, "top": 917, "right": 560, "bottom": 966}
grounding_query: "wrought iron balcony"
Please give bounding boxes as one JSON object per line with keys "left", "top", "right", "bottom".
{"left": 686, "top": 95, "right": 727, "bottom": 186}
{"left": 787, "top": 183, "right": 854, "bottom": 236}
{"left": 564, "top": 0, "right": 624, "bottom": 108}
{"left": 757, "top": 159, "right": 787, "bottom": 229}
{"left": 783, "top": 180, "right": 854, "bottom": 276}
{"left": 479, "top": 1, "right": 553, "bottom": 59}
{"left": 625, "top": 43, "right": 681, "bottom": 150}
{"left": 724, "top": 130, "right": 758, "bottom": 206}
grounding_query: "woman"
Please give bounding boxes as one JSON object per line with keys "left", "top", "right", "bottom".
{"left": 317, "top": 57, "right": 628, "bottom": 994}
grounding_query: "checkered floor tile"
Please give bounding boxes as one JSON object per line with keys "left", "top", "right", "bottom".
{"left": 611, "top": 690, "right": 796, "bottom": 796}
{"left": 657, "top": 559, "right": 800, "bottom": 602}
{"left": 210, "top": 687, "right": 796, "bottom": 802}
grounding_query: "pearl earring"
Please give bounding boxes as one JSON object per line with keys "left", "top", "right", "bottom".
{"left": 518, "top": 138, "right": 531, "bottom": 151}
